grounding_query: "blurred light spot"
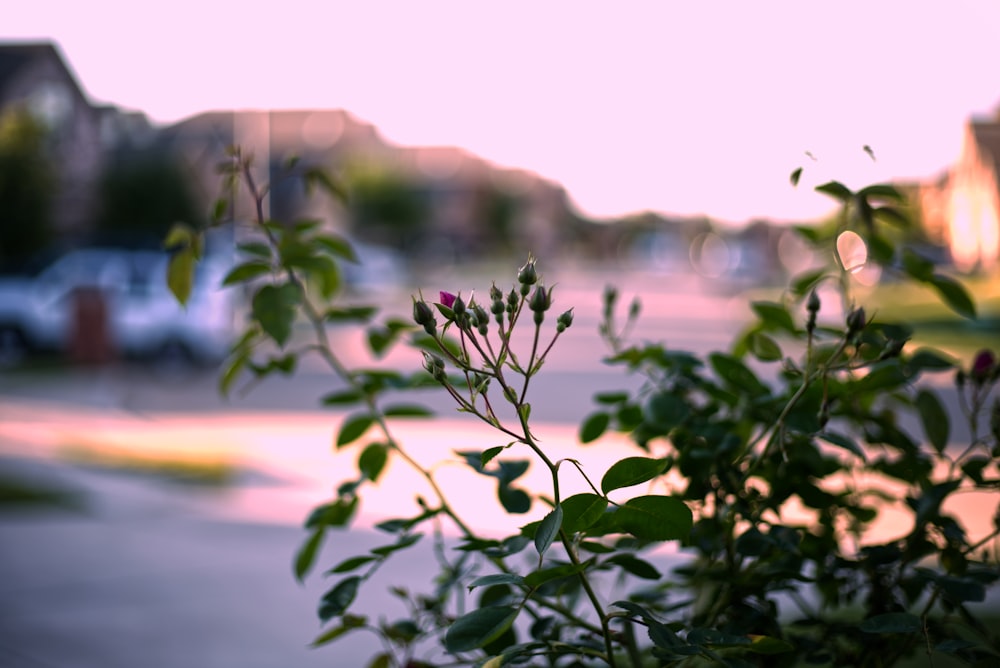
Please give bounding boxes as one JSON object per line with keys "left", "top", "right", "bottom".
{"left": 300, "top": 112, "right": 344, "bottom": 149}
{"left": 690, "top": 232, "right": 731, "bottom": 278}
{"left": 836, "top": 230, "right": 867, "bottom": 273}
{"left": 777, "top": 228, "right": 813, "bottom": 274}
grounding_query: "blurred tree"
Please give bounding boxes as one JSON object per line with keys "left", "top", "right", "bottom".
{"left": 346, "top": 163, "right": 428, "bottom": 250}
{"left": 95, "top": 151, "right": 203, "bottom": 248}
{"left": 0, "top": 109, "right": 56, "bottom": 273}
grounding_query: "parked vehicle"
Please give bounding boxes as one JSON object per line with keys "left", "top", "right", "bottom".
{"left": 0, "top": 248, "right": 237, "bottom": 366}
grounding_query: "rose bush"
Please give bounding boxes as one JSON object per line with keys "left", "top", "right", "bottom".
{"left": 168, "top": 147, "right": 1000, "bottom": 667}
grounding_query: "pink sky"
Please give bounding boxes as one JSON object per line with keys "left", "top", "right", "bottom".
{"left": 6, "top": 1, "right": 1000, "bottom": 222}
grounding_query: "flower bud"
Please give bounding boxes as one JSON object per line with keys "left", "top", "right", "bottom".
{"left": 439, "top": 291, "right": 457, "bottom": 309}
{"left": 846, "top": 306, "right": 866, "bottom": 335}
{"left": 451, "top": 294, "right": 467, "bottom": 316}
{"left": 971, "top": 349, "right": 996, "bottom": 384}
{"left": 556, "top": 308, "right": 574, "bottom": 333}
{"left": 807, "top": 290, "right": 821, "bottom": 314}
{"left": 518, "top": 258, "right": 538, "bottom": 286}
{"left": 507, "top": 288, "right": 519, "bottom": 313}
{"left": 473, "top": 303, "right": 490, "bottom": 335}
{"left": 412, "top": 299, "right": 434, "bottom": 327}
{"left": 489, "top": 283, "right": 503, "bottom": 303}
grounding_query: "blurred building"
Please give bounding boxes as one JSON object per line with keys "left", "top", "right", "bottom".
{"left": 0, "top": 41, "right": 154, "bottom": 246}
{"left": 920, "top": 110, "right": 1000, "bottom": 272}
{"left": 157, "top": 110, "right": 573, "bottom": 261}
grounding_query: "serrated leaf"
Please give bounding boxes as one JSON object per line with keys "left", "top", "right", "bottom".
{"left": 358, "top": 443, "right": 388, "bottom": 482}
{"left": 444, "top": 606, "right": 519, "bottom": 653}
{"left": 815, "top": 180, "right": 853, "bottom": 203}
{"left": 321, "top": 389, "right": 364, "bottom": 406}
{"left": 818, "top": 431, "right": 866, "bottom": 460}
{"left": 580, "top": 412, "right": 610, "bottom": 443}
{"left": 337, "top": 413, "right": 375, "bottom": 448}
{"left": 857, "top": 183, "right": 904, "bottom": 202}
{"left": 916, "top": 389, "right": 949, "bottom": 454}
{"left": 383, "top": 404, "right": 434, "bottom": 418}
{"left": 222, "top": 260, "right": 272, "bottom": 286}
{"left": 328, "top": 555, "right": 376, "bottom": 574}
{"left": 601, "top": 457, "right": 667, "bottom": 494}
{"left": 523, "top": 562, "right": 589, "bottom": 588}
{"left": 790, "top": 167, "right": 802, "bottom": 187}
{"left": 748, "top": 332, "right": 783, "bottom": 362}
{"left": 166, "top": 247, "right": 196, "bottom": 306}
{"left": 747, "top": 634, "right": 795, "bottom": 654}
{"left": 251, "top": 283, "right": 300, "bottom": 346}
{"left": 481, "top": 446, "right": 504, "bottom": 468}
{"left": 928, "top": 274, "right": 976, "bottom": 319}
{"left": 604, "top": 553, "right": 661, "bottom": 579}
{"left": 859, "top": 612, "right": 921, "bottom": 634}
{"left": 534, "top": 505, "right": 563, "bottom": 557}
{"left": 314, "top": 233, "right": 358, "bottom": 262}
{"left": 305, "top": 497, "right": 358, "bottom": 529}
{"left": 318, "top": 576, "right": 361, "bottom": 622}
{"left": 613, "top": 495, "right": 692, "bottom": 541}
{"left": 751, "top": 301, "right": 797, "bottom": 333}
{"left": 561, "top": 493, "right": 608, "bottom": 534}
{"left": 294, "top": 527, "right": 325, "bottom": 582}
{"left": 468, "top": 574, "right": 525, "bottom": 590}
{"left": 710, "top": 352, "right": 768, "bottom": 396}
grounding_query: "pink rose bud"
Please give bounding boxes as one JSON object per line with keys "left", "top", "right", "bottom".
{"left": 439, "top": 291, "right": 457, "bottom": 308}
{"left": 972, "top": 349, "right": 996, "bottom": 381}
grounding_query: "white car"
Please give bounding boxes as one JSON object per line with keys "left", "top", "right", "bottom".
{"left": 0, "top": 248, "right": 237, "bottom": 366}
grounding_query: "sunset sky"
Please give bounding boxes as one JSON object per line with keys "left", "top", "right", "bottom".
{"left": 6, "top": 1, "right": 1000, "bottom": 222}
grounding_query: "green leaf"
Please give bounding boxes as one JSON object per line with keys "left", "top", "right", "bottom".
{"left": 366, "top": 654, "right": 391, "bottom": 668}
{"left": 790, "top": 269, "right": 827, "bottom": 298}
{"left": 481, "top": 446, "right": 505, "bottom": 468}
{"left": 222, "top": 260, "right": 272, "bottom": 286}
{"left": 747, "top": 634, "right": 795, "bottom": 654}
{"left": 318, "top": 576, "right": 361, "bottom": 622}
{"left": 748, "top": 332, "right": 783, "bottom": 362}
{"left": 251, "top": 283, "right": 301, "bottom": 346}
{"left": 604, "top": 553, "right": 661, "bottom": 579}
{"left": 523, "top": 561, "right": 589, "bottom": 588}
{"left": 645, "top": 393, "right": 689, "bottom": 432}
{"left": 601, "top": 457, "right": 668, "bottom": 494}
{"left": 534, "top": 505, "right": 563, "bottom": 557}
{"left": 218, "top": 349, "right": 250, "bottom": 398}
{"left": 444, "top": 606, "right": 519, "bottom": 653}
{"left": 709, "top": 352, "right": 768, "bottom": 396}
{"left": 468, "top": 574, "right": 525, "bottom": 590}
{"left": 305, "top": 497, "right": 358, "bottom": 529}
{"left": 325, "top": 305, "right": 378, "bottom": 322}
{"left": 859, "top": 612, "right": 921, "bottom": 634}
{"left": 321, "top": 389, "right": 364, "bottom": 406}
{"left": 370, "top": 533, "right": 422, "bottom": 557}
{"left": 580, "top": 412, "right": 610, "bottom": 443}
{"left": 614, "top": 495, "right": 692, "bottom": 541}
{"left": 498, "top": 485, "right": 531, "bottom": 514}
{"left": 916, "top": 389, "right": 950, "bottom": 454}
{"left": 790, "top": 167, "right": 802, "bottom": 187}
{"left": 383, "top": 404, "right": 433, "bottom": 418}
{"left": 310, "top": 616, "right": 367, "bottom": 647}
{"left": 818, "top": 431, "right": 866, "bottom": 460}
{"left": 294, "top": 527, "right": 325, "bottom": 582}
{"left": 314, "top": 233, "right": 358, "bottom": 262}
{"left": 328, "top": 555, "right": 376, "bottom": 574}
{"left": 815, "top": 180, "right": 853, "bottom": 203}
{"left": 901, "top": 249, "right": 935, "bottom": 282}
{"left": 857, "top": 183, "right": 904, "bottom": 202}
{"left": 236, "top": 240, "right": 272, "bottom": 258}
{"left": 908, "top": 348, "right": 956, "bottom": 372}
{"left": 751, "top": 301, "right": 796, "bottom": 333}
{"left": 358, "top": 443, "right": 388, "bottom": 482}
{"left": 337, "top": 413, "right": 375, "bottom": 448}
{"left": 928, "top": 274, "right": 976, "bottom": 319}
{"left": 166, "top": 247, "right": 196, "bottom": 306}
{"left": 561, "top": 493, "right": 608, "bottom": 534}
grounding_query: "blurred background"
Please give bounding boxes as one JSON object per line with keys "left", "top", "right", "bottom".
{"left": 2, "top": 5, "right": 1000, "bottom": 665}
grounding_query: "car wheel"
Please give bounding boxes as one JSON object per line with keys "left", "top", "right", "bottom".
{"left": 0, "top": 326, "right": 28, "bottom": 368}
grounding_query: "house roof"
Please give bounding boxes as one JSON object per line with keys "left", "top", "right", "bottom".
{"left": 971, "top": 121, "right": 1000, "bottom": 188}
{"left": 0, "top": 40, "right": 89, "bottom": 105}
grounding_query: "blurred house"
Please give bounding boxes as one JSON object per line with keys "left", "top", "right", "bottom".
{"left": 157, "top": 110, "right": 573, "bottom": 261}
{"left": 0, "top": 41, "right": 154, "bottom": 246}
{"left": 920, "top": 111, "right": 1000, "bottom": 272}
